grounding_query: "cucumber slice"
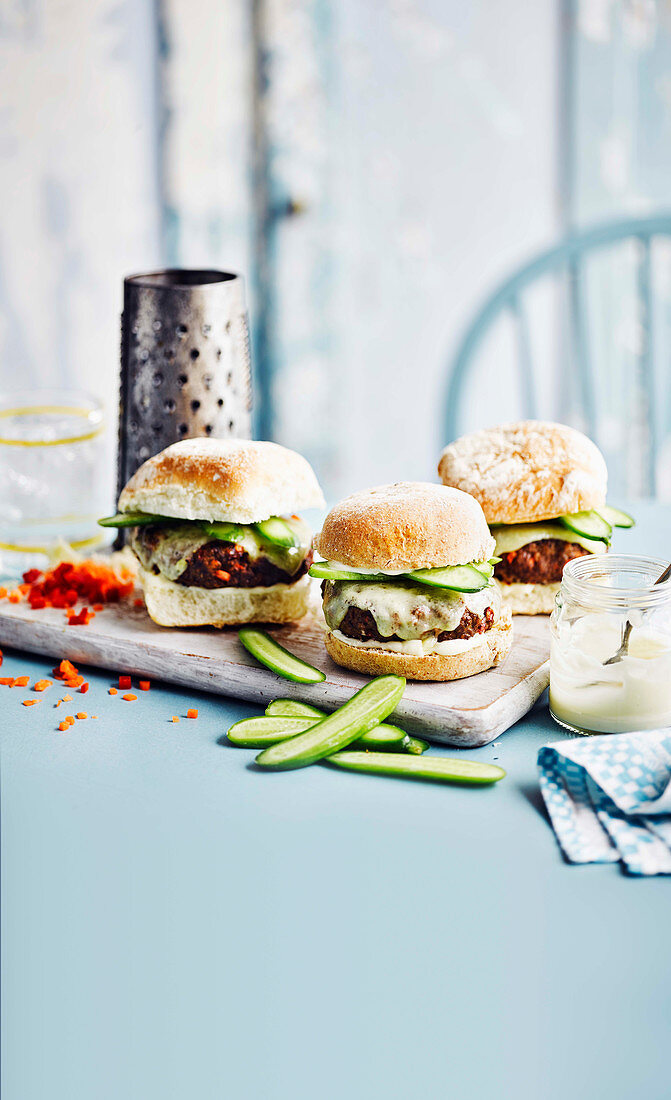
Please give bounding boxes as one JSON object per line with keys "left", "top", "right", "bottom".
{"left": 471, "top": 561, "right": 494, "bottom": 579}
{"left": 199, "top": 521, "right": 247, "bottom": 543}
{"left": 326, "top": 751, "right": 506, "bottom": 785}
{"left": 558, "top": 510, "right": 612, "bottom": 542}
{"left": 238, "top": 628, "right": 326, "bottom": 684}
{"left": 255, "top": 517, "right": 299, "bottom": 548}
{"left": 408, "top": 563, "right": 490, "bottom": 592}
{"left": 597, "top": 505, "right": 635, "bottom": 529}
{"left": 98, "top": 511, "right": 170, "bottom": 528}
{"left": 228, "top": 716, "right": 315, "bottom": 747}
{"left": 255, "top": 675, "right": 406, "bottom": 770}
{"left": 266, "top": 699, "right": 325, "bottom": 719}
{"left": 405, "top": 737, "right": 430, "bottom": 755}
{"left": 309, "top": 561, "right": 387, "bottom": 583}
{"left": 230, "top": 711, "right": 411, "bottom": 751}
{"left": 489, "top": 556, "right": 502, "bottom": 565}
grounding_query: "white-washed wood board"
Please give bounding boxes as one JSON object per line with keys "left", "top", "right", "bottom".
{"left": 0, "top": 598, "right": 549, "bottom": 747}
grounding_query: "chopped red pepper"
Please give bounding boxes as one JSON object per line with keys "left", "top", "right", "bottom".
{"left": 119, "top": 675, "right": 131, "bottom": 690}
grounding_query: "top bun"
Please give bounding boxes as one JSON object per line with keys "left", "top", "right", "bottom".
{"left": 118, "top": 438, "right": 325, "bottom": 523}
{"left": 314, "top": 482, "right": 495, "bottom": 570}
{"left": 438, "top": 420, "right": 607, "bottom": 524}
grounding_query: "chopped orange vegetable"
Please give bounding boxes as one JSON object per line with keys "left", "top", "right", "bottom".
{"left": 62, "top": 693, "right": 73, "bottom": 702}
{"left": 22, "top": 699, "right": 38, "bottom": 706}
{"left": 119, "top": 675, "right": 131, "bottom": 690}
{"left": 79, "top": 682, "right": 89, "bottom": 694}
{"left": 14, "top": 676, "right": 30, "bottom": 687}
{"left": 91, "top": 715, "right": 98, "bottom": 719}
{"left": 122, "top": 693, "right": 137, "bottom": 702}
{"left": 8, "top": 591, "right": 21, "bottom": 603}
{"left": 54, "top": 659, "right": 78, "bottom": 680}
{"left": 93, "top": 603, "right": 104, "bottom": 612}
{"left": 0, "top": 587, "right": 7, "bottom": 599}
{"left": 33, "top": 679, "right": 52, "bottom": 692}
{"left": 139, "top": 680, "right": 150, "bottom": 691}
{"left": 20, "top": 560, "right": 135, "bottom": 623}
{"left": 172, "top": 716, "right": 179, "bottom": 723}
{"left": 65, "top": 715, "right": 75, "bottom": 726}
{"left": 0, "top": 677, "right": 15, "bottom": 687}
{"left": 75, "top": 712, "right": 88, "bottom": 720}
{"left": 0, "top": 648, "right": 3, "bottom": 667}
{"left": 58, "top": 721, "right": 69, "bottom": 732}
{"left": 108, "top": 687, "right": 117, "bottom": 695}
{"left": 187, "top": 709, "right": 198, "bottom": 719}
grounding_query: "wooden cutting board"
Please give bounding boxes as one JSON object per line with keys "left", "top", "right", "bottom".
{"left": 0, "top": 589, "right": 550, "bottom": 747}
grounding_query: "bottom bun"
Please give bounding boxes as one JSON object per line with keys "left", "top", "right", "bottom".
{"left": 497, "top": 581, "right": 559, "bottom": 616}
{"left": 138, "top": 566, "right": 311, "bottom": 627}
{"left": 323, "top": 614, "right": 513, "bottom": 682}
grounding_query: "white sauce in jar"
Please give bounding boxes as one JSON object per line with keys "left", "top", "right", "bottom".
{"left": 550, "top": 612, "right": 671, "bottom": 733}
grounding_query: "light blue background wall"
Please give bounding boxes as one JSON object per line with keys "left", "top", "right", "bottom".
{"left": 1, "top": 1, "right": 668, "bottom": 501}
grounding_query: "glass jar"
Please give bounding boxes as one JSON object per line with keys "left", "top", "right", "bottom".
{"left": 550, "top": 554, "right": 671, "bottom": 735}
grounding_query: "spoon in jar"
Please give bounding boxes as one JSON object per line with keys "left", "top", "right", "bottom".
{"left": 602, "top": 561, "right": 671, "bottom": 666}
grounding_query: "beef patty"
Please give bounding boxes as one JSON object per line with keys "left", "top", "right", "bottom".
{"left": 338, "top": 605, "right": 495, "bottom": 644}
{"left": 177, "top": 542, "right": 313, "bottom": 588}
{"left": 494, "top": 539, "right": 590, "bottom": 585}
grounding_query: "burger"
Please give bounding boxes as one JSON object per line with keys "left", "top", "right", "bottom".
{"left": 438, "top": 420, "right": 632, "bottom": 615}
{"left": 99, "top": 439, "right": 325, "bottom": 627}
{"left": 309, "top": 482, "right": 512, "bottom": 681}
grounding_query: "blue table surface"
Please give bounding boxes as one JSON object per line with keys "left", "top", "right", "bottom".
{"left": 2, "top": 501, "right": 670, "bottom": 1100}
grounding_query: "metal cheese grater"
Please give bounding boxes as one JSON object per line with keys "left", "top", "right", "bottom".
{"left": 117, "top": 269, "right": 252, "bottom": 499}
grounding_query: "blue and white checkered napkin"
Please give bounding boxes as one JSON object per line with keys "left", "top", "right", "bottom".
{"left": 538, "top": 730, "right": 671, "bottom": 875}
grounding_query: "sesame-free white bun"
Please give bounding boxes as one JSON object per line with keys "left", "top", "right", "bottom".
{"left": 138, "top": 567, "right": 311, "bottom": 628}
{"left": 323, "top": 613, "right": 512, "bottom": 681}
{"left": 119, "top": 438, "right": 325, "bottom": 523}
{"left": 438, "top": 420, "right": 607, "bottom": 524}
{"left": 314, "top": 482, "right": 495, "bottom": 570}
{"left": 497, "top": 580, "right": 559, "bottom": 616}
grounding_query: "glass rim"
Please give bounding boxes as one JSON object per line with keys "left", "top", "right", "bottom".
{"left": 125, "top": 269, "right": 239, "bottom": 290}
{"left": 0, "top": 389, "right": 104, "bottom": 446}
{"left": 562, "top": 553, "right": 671, "bottom": 609}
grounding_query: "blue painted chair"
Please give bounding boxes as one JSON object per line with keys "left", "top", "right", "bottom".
{"left": 443, "top": 213, "right": 671, "bottom": 497}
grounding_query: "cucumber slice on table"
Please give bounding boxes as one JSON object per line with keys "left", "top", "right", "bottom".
{"left": 408, "top": 563, "right": 490, "bottom": 592}
{"left": 238, "top": 628, "right": 326, "bottom": 684}
{"left": 98, "top": 511, "right": 170, "bottom": 528}
{"left": 309, "top": 562, "right": 386, "bottom": 583}
{"left": 558, "top": 510, "right": 613, "bottom": 542}
{"left": 326, "top": 751, "right": 506, "bottom": 785}
{"left": 597, "top": 505, "right": 635, "bottom": 529}
{"left": 266, "top": 699, "right": 326, "bottom": 719}
{"left": 265, "top": 699, "right": 428, "bottom": 754}
{"left": 228, "top": 713, "right": 415, "bottom": 752}
{"left": 198, "top": 521, "right": 247, "bottom": 542}
{"left": 255, "top": 675, "right": 406, "bottom": 770}
{"left": 255, "top": 517, "right": 299, "bottom": 547}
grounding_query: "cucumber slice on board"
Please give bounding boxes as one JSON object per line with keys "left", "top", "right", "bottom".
{"left": 255, "top": 517, "right": 299, "bottom": 547}
{"left": 228, "top": 714, "right": 412, "bottom": 752}
{"left": 309, "top": 562, "right": 387, "bottom": 583}
{"left": 558, "top": 510, "right": 612, "bottom": 542}
{"left": 98, "top": 511, "right": 170, "bottom": 528}
{"left": 326, "top": 751, "right": 506, "bottom": 785}
{"left": 408, "top": 564, "right": 490, "bottom": 592}
{"left": 597, "top": 505, "right": 635, "bottom": 529}
{"left": 255, "top": 675, "right": 406, "bottom": 770}
{"left": 199, "top": 521, "right": 247, "bottom": 542}
{"left": 238, "top": 629, "right": 326, "bottom": 684}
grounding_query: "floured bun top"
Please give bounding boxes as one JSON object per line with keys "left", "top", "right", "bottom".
{"left": 314, "top": 482, "right": 495, "bottom": 571}
{"left": 118, "top": 438, "right": 325, "bottom": 523}
{"left": 438, "top": 420, "right": 607, "bottom": 524}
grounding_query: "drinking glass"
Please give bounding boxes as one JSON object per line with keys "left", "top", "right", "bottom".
{"left": 0, "top": 390, "right": 107, "bottom": 576}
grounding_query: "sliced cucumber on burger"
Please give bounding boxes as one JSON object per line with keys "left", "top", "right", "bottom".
{"left": 309, "top": 561, "right": 386, "bottom": 583}
{"left": 98, "top": 511, "right": 172, "bottom": 528}
{"left": 198, "top": 521, "right": 247, "bottom": 543}
{"left": 255, "top": 517, "right": 300, "bottom": 548}
{"left": 597, "top": 505, "right": 635, "bottom": 529}
{"left": 408, "top": 563, "right": 491, "bottom": 593}
{"left": 558, "top": 510, "right": 613, "bottom": 542}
